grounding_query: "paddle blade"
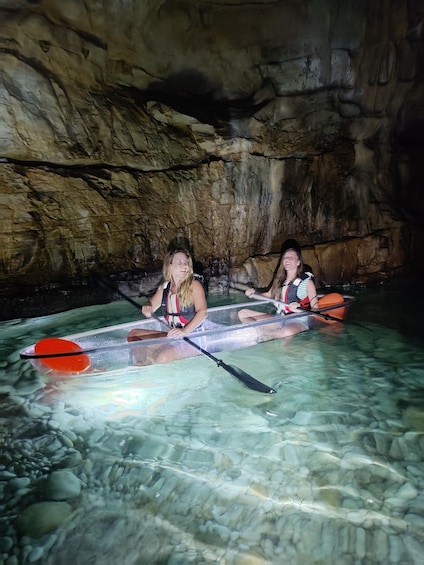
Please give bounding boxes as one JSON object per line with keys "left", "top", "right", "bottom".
{"left": 318, "top": 293, "right": 346, "bottom": 323}
{"left": 34, "top": 338, "right": 91, "bottom": 374}
{"left": 318, "top": 292, "right": 344, "bottom": 308}
{"left": 222, "top": 361, "right": 277, "bottom": 394}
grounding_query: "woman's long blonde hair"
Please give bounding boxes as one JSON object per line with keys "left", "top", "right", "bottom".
{"left": 270, "top": 248, "right": 304, "bottom": 299}
{"left": 162, "top": 248, "right": 195, "bottom": 309}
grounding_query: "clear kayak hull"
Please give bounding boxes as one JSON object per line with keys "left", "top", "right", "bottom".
{"left": 20, "top": 295, "right": 355, "bottom": 377}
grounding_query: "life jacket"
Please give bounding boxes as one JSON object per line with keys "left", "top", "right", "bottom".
{"left": 279, "top": 272, "right": 313, "bottom": 314}
{"left": 161, "top": 275, "right": 204, "bottom": 328}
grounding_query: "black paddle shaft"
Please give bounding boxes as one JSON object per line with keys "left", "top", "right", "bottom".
{"left": 183, "top": 337, "right": 276, "bottom": 394}
{"left": 299, "top": 306, "right": 343, "bottom": 323}
{"left": 97, "top": 276, "right": 142, "bottom": 309}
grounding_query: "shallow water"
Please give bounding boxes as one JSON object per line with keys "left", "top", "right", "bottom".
{"left": 1, "top": 287, "right": 424, "bottom": 564}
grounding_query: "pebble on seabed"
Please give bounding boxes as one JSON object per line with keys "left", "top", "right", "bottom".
{"left": 44, "top": 470, "right": 81, "bottom": 500}
{"left": 16, "top": 502, "right": 73, "bottom": 538}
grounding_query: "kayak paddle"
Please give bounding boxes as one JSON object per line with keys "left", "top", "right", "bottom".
{"left": 155, "top": 318, "right": 277, "bottom": 394}
{"left": 98, "top": 275, "right": 277, "bottom": 394}
{"left": 250, "top": 292, "right": 346, "bottom": 322}
{"left": 230, "top": 284, "right": 346, "bottom": 323}
{"left": 182, "top": 336, "right": 276, "bottom": 394}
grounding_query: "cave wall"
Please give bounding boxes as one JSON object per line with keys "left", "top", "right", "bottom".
{"left": 0, "top": 0, "right": 423, "bottom": 298}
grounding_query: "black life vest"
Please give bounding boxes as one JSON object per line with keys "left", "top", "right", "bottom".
{"left": 280, "top": 272, "right": 313, "bottom": 312}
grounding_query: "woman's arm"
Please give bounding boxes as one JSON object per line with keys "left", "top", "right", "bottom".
{"left": 245, "top": 287, "right": 272, "bottom": 299}
{"left": 306, "top": 278, "right": 319, "bottom": 310}
{"left": 141, "top": 285, "right": 163, "bottom": 318}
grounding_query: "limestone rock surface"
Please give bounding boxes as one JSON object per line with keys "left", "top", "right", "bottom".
{"left": 0, "top": 0, "right": 423, "bottom": 308}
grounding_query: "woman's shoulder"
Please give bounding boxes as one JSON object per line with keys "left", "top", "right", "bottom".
{"left": 192, "top": 277, "right": 205, "bottom": 290}
{"left": 192, "top": 276, "right": 207, "bottom": 297}
{"left": 300, "top": 270, "right": 314, "bottom": 280}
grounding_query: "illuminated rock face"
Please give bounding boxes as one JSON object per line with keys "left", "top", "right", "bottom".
{"left": 0, "top": 0, "right": 422, "bottom": 295}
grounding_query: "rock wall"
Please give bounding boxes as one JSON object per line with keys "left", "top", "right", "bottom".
{"left": 1, "top": 0, "right": 423, "bottom": 303}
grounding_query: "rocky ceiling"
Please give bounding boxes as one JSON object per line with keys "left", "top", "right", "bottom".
{"left": 0, "top": 0, "right": 423, "bottom": 313}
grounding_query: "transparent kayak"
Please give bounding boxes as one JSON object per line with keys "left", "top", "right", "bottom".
{"left": 20, "top": 294, "right": 355, "bottom": 377}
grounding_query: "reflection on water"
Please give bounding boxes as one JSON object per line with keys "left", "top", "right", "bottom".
{"left": 1, "top": 287, "right": 424, "bottom": 564}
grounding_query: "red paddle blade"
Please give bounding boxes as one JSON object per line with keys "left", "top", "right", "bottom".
{"left": 34, "top": 337, "right": 91, "bottom": 373}
{"left": 318, "top": 293, "right": 346, "bottom": 324}
{"left": 318, "top": 292, "right": 344, "bottom": 308}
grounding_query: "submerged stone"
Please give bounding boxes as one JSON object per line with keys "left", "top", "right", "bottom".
{"left": 16, "top": 502, "right": 72, "bottom": 538}
{"left": 44, "top": 470, "right": 81, "bottom": 501}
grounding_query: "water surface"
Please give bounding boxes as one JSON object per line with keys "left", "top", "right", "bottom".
{"left": 1, "top": 287, "right": 423, "bottom": 564}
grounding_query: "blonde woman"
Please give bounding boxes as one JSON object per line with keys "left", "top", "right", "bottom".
{"left": 128, "top": 248, "right": 207, "bottom": 363}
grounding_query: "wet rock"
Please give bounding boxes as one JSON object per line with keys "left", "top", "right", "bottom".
{"left": 15, "top": 502, "right": 72, "bottom": 538}
{"left": 0, "top": 536, "right": 14, "bottom": 552}
{"left": 0, "top": 0, "right": 422, "bottom": 308}
{"left": 44, "top": 470, "right": 81, "bottom": 501}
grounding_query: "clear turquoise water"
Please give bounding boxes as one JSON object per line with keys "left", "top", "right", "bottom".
{"left": 1, "top": 286, "right": 424, "bottom": 564}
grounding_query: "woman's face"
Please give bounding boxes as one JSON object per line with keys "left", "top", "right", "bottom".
{"left": 170, "top": 252, "right": 190, "bottom": 283}
{"left": 282, "top": 250, "right": 300, "bottom": 271}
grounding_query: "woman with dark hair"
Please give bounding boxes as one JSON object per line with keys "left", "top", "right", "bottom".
{"left": 238, "top": 246, "right": 318, "bottom": 338}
